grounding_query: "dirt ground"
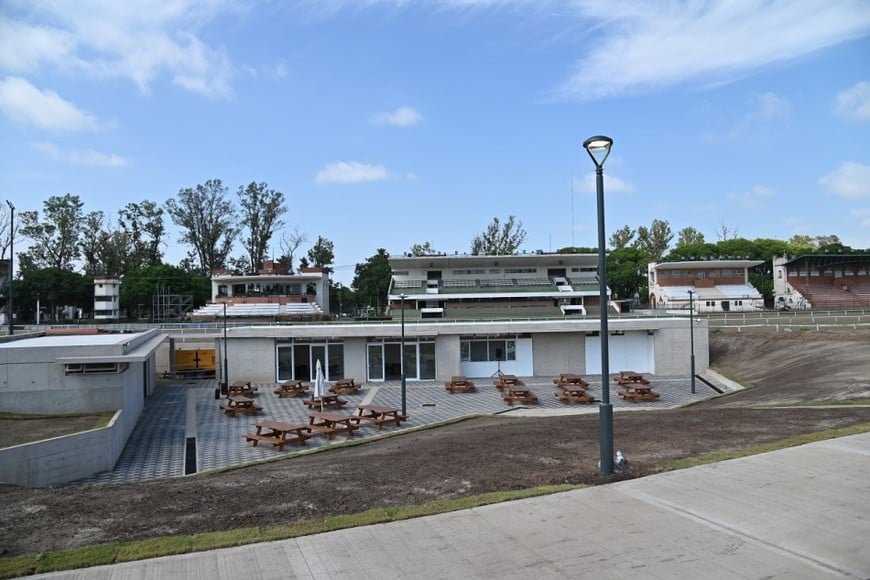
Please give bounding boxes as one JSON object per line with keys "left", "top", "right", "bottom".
{"left": 1, "top": 328, "right": 869, "bottom": 558}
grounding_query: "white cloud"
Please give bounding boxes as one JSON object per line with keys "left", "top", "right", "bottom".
{"left": 753, "top": 92, "right": 791, "bottom": 120}
{"left": 851, "top": 208, "right": 870, "bottom": 228}
{"left": 728, "top": 185, "right": 776, "bottom": 211}
{"left": 371, "top": 106, "right": 423, "bottom": 127}
{"left": 835, "top": 81, "right": 870, "bottom": 121}
{"left": 1, "top": 1, "right": 237, "bottom": 98}
{"left": 576, "top": 173, "right": 635, "bottom": 195}
{"left": 554, "top": 1, "right": 870, "bottom": 100}
{"left": 819, "top": 162, "right": 870, "bottom": 198}
{"left": 315, "top": 161, "right": 393, "bottom": 185}
{"left": 0, "top": 76, "right": 98, "bottom": 131}
{"left": 33, "top": 141, "right": 128, "bottom": 167}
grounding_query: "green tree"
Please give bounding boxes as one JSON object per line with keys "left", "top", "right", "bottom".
{"left": 555, "top": 246, "right": 599, "bottom": 254}
{"left": 352, "top": 249, "right": 391, "bottom": 312}
{"left": 676, "top": 227, "right": 705, "bottom": 247}
{"left": 409, "top": 241, "right": 438, "bottom": 256}
{"left": 329, "top": 282, "right": 357, "bottom": 317}
{"left": 307, "top": 236, "right": 335, "bottom": 269}
{"left": 165, "top": 179, "right": 239, "bottom": 274}
{"left": 633, "top": 219, "right": 672, "bottom": 260}
{"left": 118, "top": 200, "right": 165, "bottom": 268}
{"left": 120, "top": 264, "right": 210, "bottom": 318}
{"left": 238, "top": 181, "right": 286, "bottom": 273}
{"left": 15, "top": 265, "right": 91, "bottom": 322}
{"left": 19, "top": 194, "right": 85, "bottom": 270}
{"left": 606, "top": 247, "right": 651, "bottom": 304}
{"left": 665, "top": 242, "right": 719, "bottom": 262}
{"left": 609, "top": 225, "right": 635, "bottom": 249}
{"left": 470, "top": 215, "right": 526, "bottom": 255}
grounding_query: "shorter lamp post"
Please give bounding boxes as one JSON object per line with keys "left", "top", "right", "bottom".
{"left": 222, "top": 302, "right": 229, "bottom": 395}
{"left": 6, "top": 200, "right": 13, "bottom": 336}
{"left": 400, "top": 293, "right": 407, "bottom": 417}
{"left": 687, "top": 290, "right": 696, "bottom": 394}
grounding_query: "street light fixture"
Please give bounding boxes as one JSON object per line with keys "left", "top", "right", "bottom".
{"left": 583, "top": 134, "right": 614, "bottom": 477}
{"left": 687, "top": 290, "right": 696, "bottom": 394}
{"left": 400, "top": 293, "right": 407, "bottom": 417}
{"left": 6, "top": 200, "right": 13, "bottom": 336}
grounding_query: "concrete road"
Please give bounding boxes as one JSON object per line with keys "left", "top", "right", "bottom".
{"left": 33, "top": 432, "right": 870, "bottom": 579}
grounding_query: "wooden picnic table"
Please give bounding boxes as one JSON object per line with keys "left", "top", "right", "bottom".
{"left": 616, "top": 371, "right": 650, "bottom": 386}
{"left": 244, "top": 420, "right": 312, "bottom": 451}
{"left": 554, "top": 373, "right": 589, "bottom": 387}
{"left": 445, "top": 376, "right": 476, "bottom": 393}
{"left": 503, "top": 382, "right": 538, "bottom": 405}
{"left": 219, "top": 395, "right": 263, "bottom": 416}
{"left": 307, "top": 411, "right": 360, "bottom": 440}
{"left": 273, "top": 379, "right": 309, "bottom": 398}
{"left": 329, "top": 378, "right": 360, "bottom": 395}
{"left": 493, "top": 374, "right": 523, "bottom": 390}
{"left": 227, "top": 380, "right": 258, "bottom": 397}
{"left": 555, "top": 384, "right": 596, "bottom": 404}
{"left": 352, "top": 404, "right": 406, "bottom": 430}
{"left": 618, "top": 384, "right": 660, "bottom": 403}
{"left": 306, "top": 393, "right": 348, "bottom": 409}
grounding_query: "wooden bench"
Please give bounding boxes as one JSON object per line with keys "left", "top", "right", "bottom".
{"left": 618, "top": 386, "right": 660, "bottom": 403}
{"left": 306, "top": 394, "right": 348, "bottom": 409}
{"left": 308, "top": 411, "right": 360, "bottom": 440}
{"left": 274, "top": 380, "right": 309, "bottom": 398}
{"left": 219, "top": 395, "right": 263, "bottom": 416}
{"left": 244, "top": 421, "right": 312, "bottom": 451}
{"left": 555, "top": 385, "right": 596, "bottom": 404}
{"left": 329, "top": 378, "right": 360, "bottom": 395}
{"left": 445, "top": 376, "right": 476, "bottom": 393}
{"left": 352, "top": 405, "right": 406, "bottom": 430}
{"left": 503, "top": 386, "right": 538, "bottom": 405}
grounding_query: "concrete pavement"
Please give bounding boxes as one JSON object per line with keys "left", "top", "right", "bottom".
{"left": 33, "top": 431, "right": 870, "bottom": 579}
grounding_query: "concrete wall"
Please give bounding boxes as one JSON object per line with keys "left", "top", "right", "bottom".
{"left": 223, "top": 337, "right": 276, "bottom": 383}
{"left": 343, "top": 338, "right": 367, "bottom": 382}
{"left": 532, "top": 332, "right": 586, "bottom": 377}
{"left": 435, "top": 335, "right": 461, "bottom": 381}
{"left": 653, "top": 320, "right": 709, "bottom": 375}
{"left": 0, "top": 409, "right": 128, "bottom": 487}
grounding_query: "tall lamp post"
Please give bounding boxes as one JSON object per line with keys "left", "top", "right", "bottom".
{"left": 222, "top": 302, "right": 229, "bottom": 395}
{"left": 6, "top": 201, "right": 13, "bottom": 336}
{"left": 400, "top": 293, "right": 407, "bottom": 417}
{"left": 687, "top": 290, "right": 696, "bottom": 394}
{"left": 583, "top": 135, "right": 614, "bottom": 476}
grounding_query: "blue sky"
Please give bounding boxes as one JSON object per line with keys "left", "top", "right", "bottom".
{"left": 1, "top": 0, "right": 869, "bottom": 286}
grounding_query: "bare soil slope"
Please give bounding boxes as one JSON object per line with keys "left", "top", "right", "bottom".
{"left": 1, "top": 329, "right": 868, "bottom": 558}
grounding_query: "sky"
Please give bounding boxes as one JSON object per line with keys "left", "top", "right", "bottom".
{"left": 1, "top": 0, "right": 869, "bottom": 286}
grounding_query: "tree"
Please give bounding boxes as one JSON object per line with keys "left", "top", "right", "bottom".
{"left": 633, "top": 219, "right": 672, "bottom": 261}
{"left": 15, "top": 265, "right": 91, "bottom": 322}
{"left": 352, "top": 249, "right": 391, "bottom": 312}
{"left": 676, "top": 227, "right": 705, "bottom": 247}
{"left": 118, "top": 201, "right": 165, "bottom": 268}
{"left": 165, "top": 179, "right": 238, "bottom": 274}
{"left": 18, "top": 194, "right": 85, "bottom": 270}
{"left": 607, "top": 247, "right": 652, "bottom": 303}
{"left": 0, "top": 204, "right": 17, "bottom": 261}
{"left": 409, "top": 242, "right": 439, "bottom": 256}
{"left": 120, "top": 264, "right": 210, "bottom": 317}
{"left": 278, "top": 226, "right": 308, "bottom": 273}
{"left": 555, "top": 246, "right": 598, "bottom": 254}
{"left": 470, "top": 215, "right": 526, "bottom": 255}
{"left": 307, "top": 236, "right": 335, "bottom": 269}
{"left": 715, "top": 223, "right": 738, "bottom": 242}
{"left": 609, "top": 225, "right": 635, "bottom": 249}
{"left": 238, "top": 181, "right": 286, "bottom": 273}
{"left": 665, "top": 242, "right": 719, "bottom": 262}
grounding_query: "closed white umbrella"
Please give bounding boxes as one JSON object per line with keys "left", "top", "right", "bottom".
{"left": 314, "top": 359, "right": 326, "bottom": 411}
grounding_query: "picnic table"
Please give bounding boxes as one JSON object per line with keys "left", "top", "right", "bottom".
{"left": 227, "top": 380, "right": 258, "bottom": 397}
{"left": 274, "top": 379, "right": 309, "bottom": 398}
{"left": 329, "top": 378, "right": 360, "bottom": 395}
{"left": 616, "top": 371, "right": 650, "bottom": 386}
{"left": 306, "top": 393, "right": 348, "bottom": 409}
{"left": 503, "top": 382, "right": 538, "bottom": 405}
{"left": 554, "top": 373, "right": 589, "bottom": 387}
{"left": 493, "top": 374, "right": 522, "bottom": 390}
{"left": 244, "top": 420, "right": 312, "bottom": 451}
{"left": 307, "top": 411, "right": 360, "bottom": 440}
{"left": 219, "top": 395, "right": 263, "bottom": 416}
{"left": 619, "top": 383, "right": 660, "bottom": 403}
{"left": 352, "top": 404, "right": 406, "bottom": 430}
{"left": 555, "top": 384, "right": 596, "bottom": 404}
{"left": 445, "top": 376, "right": 476, "bottom": 393}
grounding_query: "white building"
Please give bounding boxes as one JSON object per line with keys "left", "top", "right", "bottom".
{"left": 648, "top": 260, "right": 764, "bottom": 313}
{"left": 93, "top": 276, "right": 121, "bottom": 320}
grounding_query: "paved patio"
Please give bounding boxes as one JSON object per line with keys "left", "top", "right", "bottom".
{"left": 76, "top": 375, "right": 718, "bottom": 485}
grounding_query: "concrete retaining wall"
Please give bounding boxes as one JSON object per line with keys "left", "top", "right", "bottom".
{"left": 0, "top": 409, "right": 126, "bottom": 487}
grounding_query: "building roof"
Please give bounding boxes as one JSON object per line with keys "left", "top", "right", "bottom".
{"left": 660, "top": 284, "right": 762, "bottom": 300}
{"left": 652, "top": 260, "right": 763, "bottom": 270}
{"left": 389, "top": 253, "right": 598, "bottom": 269}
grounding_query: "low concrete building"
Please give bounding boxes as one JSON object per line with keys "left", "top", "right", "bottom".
{"left": 648, "top": 260, "right": 764, "bottom": 313}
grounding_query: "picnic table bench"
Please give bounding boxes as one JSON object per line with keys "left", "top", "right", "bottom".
{"left": 329, "top": 378, "right": 360, "bottom": 395}
{"left": 274, "top": 379, "right": 309, "bottom": 398}
{"left": 493, "top": 374, "right": 522, "bottom": 390}
{"left": 306, "top": 393, "right": 348, "bottom": 409}
{"left": 445, "top": 376, "right": 476, "bottom": 393}
{"left": 555, "top": 384, "right": 596, "bottom": 404}
{"left": 351, "top": 404, "right": 406, "bottom": 430}
{"left": 307, "top": 411, "right": 360, "bottom": 440}
{"left": 554, "top": 373, "right": 589, "bottom": 387}
{"left": 615, "top": 371, "right": 650, "bottom": 386}
{"left": 618, "top": 384, "right": 660, "bottom": 403}
{"left": 227, "top": 380, "right": 258, "bottom": 397}
{"left": 503, "top": 383, "right": 538, "bottom": 405}
{"left": 244, "top": 421, "right": 312, "bottom": 451}
{"left": 219, "top": 395, "right": 263, "bottom": 416}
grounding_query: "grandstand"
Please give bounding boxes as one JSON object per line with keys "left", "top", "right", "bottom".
{"left": 773, "top": 254, "right": 870, "bottom": 310}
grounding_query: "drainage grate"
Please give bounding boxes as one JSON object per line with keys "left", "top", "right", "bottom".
{"left": 421, "top": 402, "right": 436, "bottom": 407}
{"left": 184, "top": 437, "right": 197, "bottom": 475}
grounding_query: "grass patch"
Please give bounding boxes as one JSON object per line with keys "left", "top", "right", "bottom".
{"left": 0, "top": 412, "right": 100, "bottom": 421}
{"left": 708, "top": 366, "right": 754, "bottom": 390}
{"left": 93, "top": 412, "right": 115, "bottom": 429}
{"left": 654, "top": 422, "right": 870, "bottom": 473}
{"left": 0, "top": 484, "right": 579, "bottom": 579}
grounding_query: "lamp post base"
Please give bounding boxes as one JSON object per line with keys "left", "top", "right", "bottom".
{"left": 599, "top": 402, "right": 614, "bottom": 476}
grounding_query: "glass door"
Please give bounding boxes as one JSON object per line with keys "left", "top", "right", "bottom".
{"left": 367, "top": 344, "right": 384, "bottom": 381}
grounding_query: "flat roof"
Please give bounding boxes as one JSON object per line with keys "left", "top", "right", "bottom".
{"left": 652, "top": 260, "right": 763, "bottom": 270}
{"left": 0, "top": 333, "right": 136, "bottom": 349}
